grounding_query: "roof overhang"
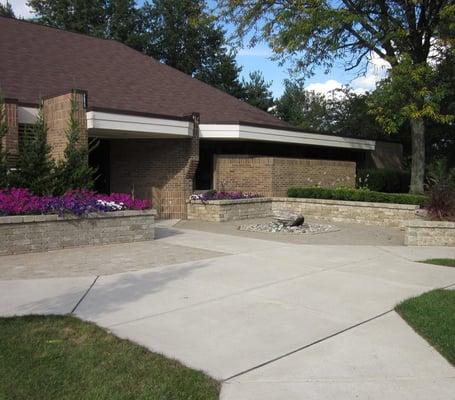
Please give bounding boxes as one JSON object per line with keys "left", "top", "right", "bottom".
{"left": 199, "top": 124, "right": 376, "bottom": 150}
{"left": 86, "top": 111, "right": 193, "bottom": 138}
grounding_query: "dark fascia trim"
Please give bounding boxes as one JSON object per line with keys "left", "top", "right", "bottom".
{"left": 87, "top": 106, "right": 193, "bottom": 122}
{"left": 3, "top": 98, "right": 18, "bottom": 104}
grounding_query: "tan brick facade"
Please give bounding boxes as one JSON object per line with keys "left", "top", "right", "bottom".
{"left": 214, "top": 155, "right": 356, "bottom": 197}
{"left": 1, "top": 100, "right": 18, "bottom": 165}
{"left": 43, "top": 90, "right": 87, "bottom": 161}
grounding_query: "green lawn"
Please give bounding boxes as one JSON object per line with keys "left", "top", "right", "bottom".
{"left": 420, "top": 258, "right": 455, "bottom": 267}
{"left": 396, "top": 289, "right": 455, "bottom": 366}
{"left": 0, "top": 315, "right": 220, "bottom": 400}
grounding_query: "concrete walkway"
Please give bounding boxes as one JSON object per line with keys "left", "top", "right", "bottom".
{"left": 0, "top": 225, "right": 454, "bottom": 399}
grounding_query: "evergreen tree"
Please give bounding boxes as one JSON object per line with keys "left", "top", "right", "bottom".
{"left": 141, "top": 0, "right": 244, "bottom": 95}
{"left": 0, "top": 95, "right": 9, "bottom": 187}
{"left": 10, "top": 109, "right": 55, "bottom": 195}
{"left": 0, "top": 1, "right": 14, "bottom": 18}
{"left": 54, "top": 95, "right": 97, "bottom": 195}
{"left": 241, "top": 71, "right": 274, "bottom": 112}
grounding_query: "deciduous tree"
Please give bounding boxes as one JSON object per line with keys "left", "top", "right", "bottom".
{"left": 218, "top": 0, "right": 455, "bottom": 193}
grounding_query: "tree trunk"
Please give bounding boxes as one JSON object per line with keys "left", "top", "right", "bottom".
{"left": 409, "top": 117, "right": 425, "bottom": 194}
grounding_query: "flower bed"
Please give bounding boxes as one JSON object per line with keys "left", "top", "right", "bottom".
{"left": 0, "top": 188, "right": 150, "bottom": 217}
{"left": 0, "top": 188, "right": 155, "bottom": 255}
{"left": 190, "top": 190, "right": 260, "bottom": 202}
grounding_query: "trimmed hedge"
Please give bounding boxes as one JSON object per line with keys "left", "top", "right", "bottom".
{"left": 357, "top": 169, "right": 410, "bottom": 193}
{"left": 287, "top": 187, "right": 426, "bottom": 206}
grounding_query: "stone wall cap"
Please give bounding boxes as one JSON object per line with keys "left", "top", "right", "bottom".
{"left": 0, "top": 209, "right": 156, "bottom": 224}
{"left": 401, "top": 219, "right": 455, "bottom": 228}
{"left": 272, "top": 197, "right": 420, "bottom": 210}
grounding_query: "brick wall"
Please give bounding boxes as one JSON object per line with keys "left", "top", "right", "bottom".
{"left": 110, "top": 138, "right": 197, "bottom": 219}
{"left": 0, "top": 210, "right": 156, "bottom": 255}
{"left": 1, "top": 100, "right": 18, "bottom": 165}
{"left": 214, "top": 155, "right": 356, "bottom": 196}
{"left": 110, "top": 114, "right": 199, "bottom": 219}
{"left": 43, "top": 90, "right": 87, "bottom": 161}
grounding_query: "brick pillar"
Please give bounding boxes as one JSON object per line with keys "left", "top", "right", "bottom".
{"left": 160, "top": 113, "right": 200, "bottom": 219}
{"left": 42, "top": 90, "right": 87, "bottom": 162}
{"left": 1, "top": 99, "right": 19, "bottom": 165}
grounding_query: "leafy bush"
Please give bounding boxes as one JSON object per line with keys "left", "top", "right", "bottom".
{"left": 287, "top": 186, "right": 426, "bottom": 205}
{"left": 0, "top": 188, "right": 151, "bottom": 217}
{"left": 190, "top": 190, "right": 260, "bottom": 201}
{"left": 425, "top": 160, "right": 455, "bottom": 220}
{"left": 357, "top": 168, "right": 410, "bottom": 193}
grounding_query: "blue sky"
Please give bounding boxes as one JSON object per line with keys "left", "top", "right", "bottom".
{"left": 8, "top": 0, "right": 388, "bottom": 98}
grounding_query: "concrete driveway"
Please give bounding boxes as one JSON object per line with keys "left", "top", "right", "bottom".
{"left": 1, "top": 225, "right": 454, "bottom": 399}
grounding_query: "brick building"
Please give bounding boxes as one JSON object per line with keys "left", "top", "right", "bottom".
{"left": 0, "top": 17, "right": 397, "bottom": 218}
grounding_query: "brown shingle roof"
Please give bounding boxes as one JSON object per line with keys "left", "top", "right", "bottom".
{"left": 0, "top": 17, "right": 290, "bottom": 128}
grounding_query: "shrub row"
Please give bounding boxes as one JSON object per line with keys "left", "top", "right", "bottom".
{"left": 287, "top": 187, "right": 426, "bottom": 206}
{"left": 356, "top": 168, "right": 410, "bottom": 193}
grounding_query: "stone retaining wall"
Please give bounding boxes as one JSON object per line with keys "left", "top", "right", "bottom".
{"left": 272, "top": 198, "right": 420, "bottom": 227}
{"left": 187, "top": 197, "right": 421, "bottom": 227}
{"left": 402, "top": 220, "right": 455, "bottom": 246}
{"left": 187, "top": 198, "right": 272, "bottom": 222}
{"left": 0, "top": 210, "right": 156, "bottom": 255}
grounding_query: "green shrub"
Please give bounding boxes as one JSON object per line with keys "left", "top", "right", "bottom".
{"left": 287, "top": 187, "right": 426, "bottom": 205}
{"left": 357, "top": 168, "right": 410, "bottom": 193}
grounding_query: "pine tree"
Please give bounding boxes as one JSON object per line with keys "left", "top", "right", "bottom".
{"left": 10, "top": 108, "right": 55, "bottom": 195}
{"left": 54, "top": 95, "right": 97, "bottom": 195}
{"left": 0, "top": 95, "right": 9, "bottom": 188}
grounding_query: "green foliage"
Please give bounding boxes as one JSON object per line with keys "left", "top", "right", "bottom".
{"left": 0, "top": 315, "right": 221, "bottom": 399}
{"left": 287, "top": 186, "right": 426, "bottom": 206}
{"left": 240, "top": 71, "right": 274, "bottom": 112}
{"left": 356, "top": 169, "right": 410, "bottom": 193}
{"left": 218, "top": 0, "right": 455, "bottom": 192}
{"left": 368, "top": 57, "right": 453, "bottom": 135}
{"left": 0, "top": 0, "right": 14, "bottom": 17}
{"left": 275, "top": 82, "right": 385, "bottom": 138}
{"left": 425, "top": 159, "right": 455, "bottom": 220}
{"left": 28, "top": 0, "right": 108, "bottom": 37}
{"left": 396, "top": 289, "right": 455, "bottom": 366}
{"left": 9, "top": 109, "right": 55, "bottom": 195}
{"left": 420, "top": 259, "right": 455, "bottom": 268}
{"left": 0, "top": 95, "right": 9, "bottom": 187}
{"left": 54, "top": 96, "right": 97, "bottom": 195}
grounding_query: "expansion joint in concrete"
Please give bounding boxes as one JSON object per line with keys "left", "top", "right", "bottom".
{"left": 71, "top": 275, "right": 100, "bottom": 314}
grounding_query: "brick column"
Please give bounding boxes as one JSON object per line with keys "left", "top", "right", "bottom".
{"left": 42, "top": 90, "right": 87, "bottom": 162}
{"left": 1, "top": 99, "right": 19, "bottom": 165}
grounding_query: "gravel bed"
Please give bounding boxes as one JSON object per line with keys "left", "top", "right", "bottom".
{"left": 238, "top": 221, "right": 339, "bottom": 235}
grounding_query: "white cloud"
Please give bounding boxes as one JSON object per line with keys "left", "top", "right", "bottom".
{"left": 306, "top": 79, "right": 344, "bottom": 95}
{"left": 351, "top": 52, "right": 390, "bottom": 92}
{"left": 6, "top": 0, "right": 34, "bottom": 18}
{"left": 306, "top": 52, "right": 391, "bottom": 98}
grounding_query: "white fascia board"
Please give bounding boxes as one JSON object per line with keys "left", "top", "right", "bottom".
{"left": 17, "top": 106, "right": 39, "bottom": 124}
{"left": 200, "top": 124, "right": 376, "bottom": 150}
{"left": 86, "top": 111, "right": 192, "bottom": 137}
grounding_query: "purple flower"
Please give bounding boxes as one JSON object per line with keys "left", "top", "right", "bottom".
{"left": 190, "top": 190, "right": 260, "bottom": 201}
{"left": 0, "top": 188, "right": 151, "bottom": 216}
